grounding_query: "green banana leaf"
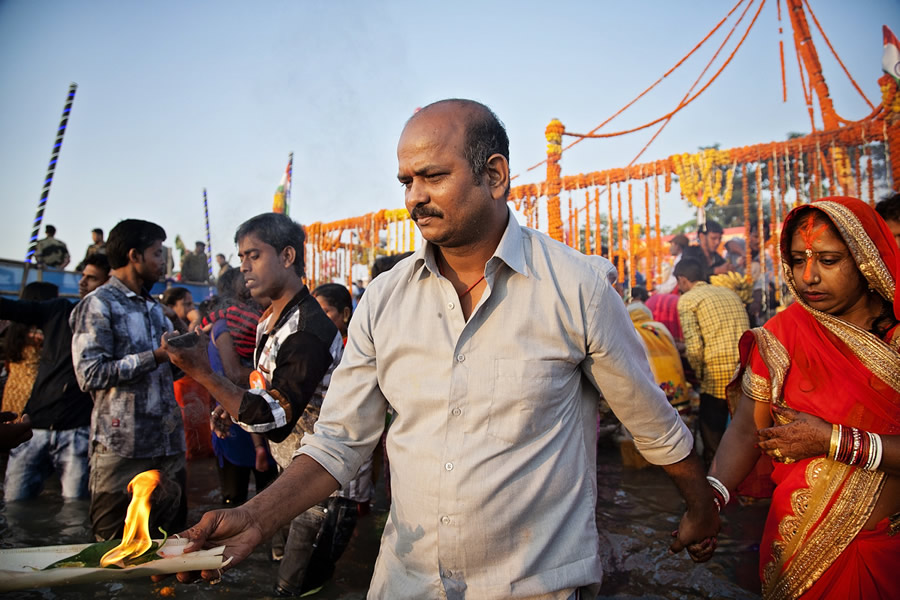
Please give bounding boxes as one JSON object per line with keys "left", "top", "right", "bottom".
{"left": 42, "top": 529, "right": 169, "bottom": 570}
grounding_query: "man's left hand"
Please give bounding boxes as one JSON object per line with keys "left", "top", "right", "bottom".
{"left": 162, "top": 330, "right": 213, "bottom": 378}
{"left": 670, "top": 504, "right": 720, "bottom": 562}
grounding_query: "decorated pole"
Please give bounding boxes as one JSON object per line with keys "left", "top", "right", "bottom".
{"left": 203, "top": 188, "right": 213, "bottom": 281}
{"left": 545, "top": 120, "right": 564, "bottom": 242}
{"left": 26, "top": 83, "right": 77, "bottom": 263}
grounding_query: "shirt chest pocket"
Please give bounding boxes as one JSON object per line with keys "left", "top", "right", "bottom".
{"left": 487, "top": 358, "right": 572, "bottom": 446}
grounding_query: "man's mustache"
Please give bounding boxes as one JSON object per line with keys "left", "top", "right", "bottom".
{"left": 410, "top": 206, "right": 443, "bottom": 221}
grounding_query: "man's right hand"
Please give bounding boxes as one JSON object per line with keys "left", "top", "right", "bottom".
{"left": 0, "top": 412, "right": 32, "bottom": 450}
{"left": 168, "top": 507, "right": 265, "bottom": 583}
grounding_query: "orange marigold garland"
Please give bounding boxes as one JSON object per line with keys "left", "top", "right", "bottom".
{"left": 867, "top": 143, "right": 875, "bottom": 205}
{"left": 545, "top": 119, "right": 565, "bottom": 241}
{"left": 742, "top": 163, "right": 752, "bottom": 287}
{"left": 607, "top": 175, "right": 613, "bottom": 259}
{"left": 796, "top": 142, "right": 807, "bottom": 204}
{"left": 756, "top": 159, "right": 766, "bottom": 311}
{"left": 644, "top": 180, "right": 653, "bottom": 289}
{"left": 654, "top": 170, "right": 663, "bottom": 287}
{"left": 617, "top": 183, "right": 625, "bottom": 284}
{"left": 852, "top": 145, "right": 862, "bottom": 201}
{"left": 584, "top": 190, "right": 592, "bottom": 254}
{"left": 594, "top": 188, "right": 601, "bottom": 256}
{"left": 888, "top": 120, "right": 899, "bottom": 191}
{"left": 627, "top": 182, "right": 635, "bottom": 288}
{"left": 768, "top": 159, "right": 779, "bottom": 302}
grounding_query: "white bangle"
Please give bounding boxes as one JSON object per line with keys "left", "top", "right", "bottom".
{"left": 706, "top": 475, "right": 730, "bottom": 506}
{"left": 867, "top": 432, "right": 884, "bottom": 472}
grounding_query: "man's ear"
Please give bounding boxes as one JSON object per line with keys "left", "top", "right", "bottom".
{"left": 128, "top": 248, "right": 142, "bottom": 265}
{"left": 484, "top": 153, "right": 510, "bottom": 201}
{"left": 281, "top": 246, "right": 296, "bottom": 269}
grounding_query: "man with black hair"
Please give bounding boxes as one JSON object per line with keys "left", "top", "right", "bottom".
{"left": 675, "top": 257, "right": 749, "bottom": 465}
{"left": 166, "top": 99, "right": 719, "bottom": 598}
{"left": 164, "top": 212, "right": 342, "bottom": 596}
{"left": 181, "top": 241, "right": 211, "bottom": 282}
{"left": 215, "top": 252, "right": 232, "bottom": 279}
{"left": 1, "top": 254, "right": 110, "bottom": 502}
{"left": 875, "top": 192, "right": 900, "bottom": 247}
{"left": 35, "top": 224, "right": 70, "bottom": 269}
{"left": 75, "top": 227, "right": 106, "bottom": 272}
{"left": 70, "top": 219, "right": 186, "bottom": 541}
{"left": 697, "top": 219, "right": 730, "bottom": 275}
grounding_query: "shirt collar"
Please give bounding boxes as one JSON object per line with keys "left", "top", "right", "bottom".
{"left": 260, "top": 286, "right": 310, "bottom": 331}
{"left": 108, "top": 275, "right": 154, "bottom": 300}
{"left": 408, "top": 206, "right": 530, "bottom": 282}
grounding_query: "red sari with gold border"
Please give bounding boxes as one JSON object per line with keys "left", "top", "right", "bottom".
{"left": 726, "top": 197, "right": 900, "bottom": 599}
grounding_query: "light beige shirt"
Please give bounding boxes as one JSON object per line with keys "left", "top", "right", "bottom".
{"left": 299, "top": 210, "right": 693, "bottom": 600}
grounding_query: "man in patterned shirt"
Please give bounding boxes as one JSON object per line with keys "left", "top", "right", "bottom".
{"left": 70, "top": 219, "right": 186, "bottom": 541}
{"left": 675, "top": 257, "right": 749, "bottom": 465}
{"left": 163, "top": 213, "right": 342, "bottom": 596}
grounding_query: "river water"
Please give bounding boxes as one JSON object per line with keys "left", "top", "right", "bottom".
{"left": 0, "top": 442, "right": 767, "bottom": 599}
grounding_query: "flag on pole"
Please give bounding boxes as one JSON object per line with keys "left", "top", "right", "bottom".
{"left": 884, "top": 25, "right": 900, "bottom": 83}
{"left": 273, "top": 153, "right": 293, "bottom": 215}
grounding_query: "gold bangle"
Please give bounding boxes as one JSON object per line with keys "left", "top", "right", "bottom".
{"left": 828, "top": 423, "right": 840, "bottom": 460}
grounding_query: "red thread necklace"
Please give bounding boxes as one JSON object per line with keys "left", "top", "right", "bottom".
{"left": 437, "top": 255, "right": 485, "bottom": 298}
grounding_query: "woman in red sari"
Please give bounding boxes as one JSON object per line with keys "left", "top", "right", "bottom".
{"left": 697, "top": 197, "right": 900, "bottom": 599}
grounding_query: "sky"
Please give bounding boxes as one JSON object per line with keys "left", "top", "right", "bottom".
{"left": 1, "top": 0, "right": 898, "bottom": 265}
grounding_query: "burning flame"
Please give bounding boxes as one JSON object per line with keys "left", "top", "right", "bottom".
{"left": 100, "top": 470, "right": 161, "bottom": 567}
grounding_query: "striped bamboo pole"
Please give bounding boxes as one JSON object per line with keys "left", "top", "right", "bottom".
{"left": 203, "top": 188, "right": 213, "bottom": 281}
{"left": 26, "top": 83, "right": 77, "bottom": 263}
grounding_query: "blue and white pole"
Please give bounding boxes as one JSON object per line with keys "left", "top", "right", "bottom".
{"left": 204, "top": 188, "right": 213, "bottom": 281}
{"left": 26, "top": 83, "right": 77, "bottom": 263}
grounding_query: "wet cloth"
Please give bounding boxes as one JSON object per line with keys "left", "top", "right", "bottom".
{"left": 299, "top": 208, "right": 692, "bottom": 599}
{"left": 728, "top": 197, "right": 900, "bottom": 599}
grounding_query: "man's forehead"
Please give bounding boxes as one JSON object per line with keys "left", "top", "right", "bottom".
{"left": 399, "top": 108, "right": 467, "bottom": 150}
{"left": 237, "top": 233, "right": 274, "bottom": 252}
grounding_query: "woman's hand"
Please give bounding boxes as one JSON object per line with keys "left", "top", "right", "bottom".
{"left": 757, "top": 406, "right": 831, "bottom": 463}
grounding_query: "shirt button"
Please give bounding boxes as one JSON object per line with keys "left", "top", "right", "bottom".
{"left": 448, "top": 302, "right": 455, "bottom": 310}
{"left": 441, "top": 515, "right": 451, "bottom": 525}
{"left": 456, "top": 354, "right": 465, "bottom": 362}
{"left": 445, "top": 462, "right": 453, "bottom": 471}
{"left": 451, "top": 407, "right": 461, "bottom": 416}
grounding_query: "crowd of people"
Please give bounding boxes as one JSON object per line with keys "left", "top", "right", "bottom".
{"left": 0, "top": 98, "right": 897, "bottom": 599}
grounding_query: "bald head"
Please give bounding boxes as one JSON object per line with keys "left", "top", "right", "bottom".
{"left": 408, "top": 99, "right": 510, "bottom": 194}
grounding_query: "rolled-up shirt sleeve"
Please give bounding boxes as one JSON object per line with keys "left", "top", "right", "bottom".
{"left": 582, "top": 277, "right": 693, "bottom": 465}
{"left": 70, "top": 295, "right": 158, "bottom": 391}
{"left": 297, "top": 291, "right": 388, "bottom": 488}
{"left": 235, "top": 330, "right": 333, "bottom": 444}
